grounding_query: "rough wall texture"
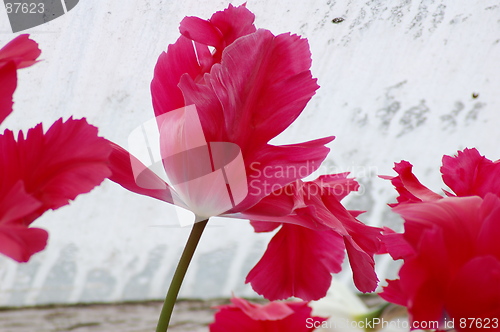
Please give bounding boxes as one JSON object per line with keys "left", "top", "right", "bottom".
{"left": 0, "top": 0, "right": 499, "bottom": 306}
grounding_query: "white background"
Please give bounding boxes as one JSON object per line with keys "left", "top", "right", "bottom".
{"left": 0, "top": 0, "right": 499, "bottom": 306}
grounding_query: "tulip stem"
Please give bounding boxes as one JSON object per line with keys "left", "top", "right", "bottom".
{"left": 156, "top": 218, "right": 209, "bottom": 332}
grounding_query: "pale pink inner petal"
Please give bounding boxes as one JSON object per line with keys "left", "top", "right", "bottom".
{"left": 159, "top": 105, "right": 248, "bottom": 218}
{"left": 173, "top": 168, "right": 232, "bottom": 218}
{"left": 210, "top": 142, "right": 248, "bottom": 206}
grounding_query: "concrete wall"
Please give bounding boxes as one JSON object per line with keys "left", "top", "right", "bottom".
{"left": 0, "top": 0, "right": 499, "bottom": 306}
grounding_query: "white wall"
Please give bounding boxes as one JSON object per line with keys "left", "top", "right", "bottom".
{"left": 0, "top": 0, "right": 499, "bottom": 306}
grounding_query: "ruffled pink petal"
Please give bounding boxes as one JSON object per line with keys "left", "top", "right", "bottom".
{"left": 343, "top": 233, "right": 379, "bottom": 292}
{"left": 244, "top": 176, "right": 380, "bottom": 296}
{"left": 0, "top": 181, "right": 41, "bottom": 226}
{"left": 236, "top": 137, "right": 333, "bottom": 211}
{"left": 201, "top": 4, "right": 256, "bottom": 47}
{"left": 241, "top": 180, "right": 343, "bottom": 231}
{"left": 312, "top": 173, "right": 359, "bottom": 201}
{"left": 384, "top": 161, "right": 442, "bottom": 206}
{"left": 210, "top": 297, "right": 327, "bottom": 332}
{"left": 379, "top": 279, "right": 407, "bottom": 307}
{"left": 345, "top": 241, "right": 377, "bottom": 292}
{"left": 151, "top": 36, "right": 204, "bottom": 118}
{"left": 246, "top": 223, "right": 345, "bottom": 301}
{"left": 230, "top": 297, "right": 293, "bottom": 320}
{"left": 395, "top": 197, "right": 482, "bottom": 263}
{"left": 441, "top": 148, "right": 500, "bottom": 198}
{"left": 180, "top": 4, "right": 256, "bottom": 63}
{"left": 380, "top": 227, "right": 414, "bottom": 260}
{"left": 0, "top": 225, "right": 48, "bottom": 262}
{"left": 1, "top": 118, "right": 112, "bottom": 223}
{"left": 180, "top": 17, "right": 224, "bottom": 49}
{"left": 0, "top": 34, "right": 41, "bottom": 69}
{"left": 205, "top": 30, "right": 319, "bottom": 151}
{"left": 22, "top": 118, "right": 111, "bottom": 210}
{"left": 0, "top": 61, "right": 17, "bottom": 124}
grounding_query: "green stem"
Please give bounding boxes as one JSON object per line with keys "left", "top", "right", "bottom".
{"left": 156, "top": 219, "right": 209, "bottom": 332}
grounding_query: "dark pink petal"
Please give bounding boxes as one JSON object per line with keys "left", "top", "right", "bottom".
{"left": 344, "top": 235, "right": 378, "bottom": 292}
{"left": 237, "top": 137, "right": 333, "bottom": 210}
{"left": 246, "top": 223, "right": 345, "bottom": 301}
{"left": 20, "top": 118, "right": 111, "bottom": 212}
{"left": 0, "top": 225, "right": 47, "bottom": 262}
{"left": 0, "top": 118, "right": 112, "bottom": 224}
{"left": 230, "top": 297, "right": 293, "bottom": 320}
{"left": 381, "top": 228, "right": 414, "bottom": 260}
{"left": 177, "top": 74, "right": 226, "bottom": 142}
{"left": 283, "top": 302, "right": 328, "bottom": 331}
{"left": 242, "top": 181, "right": 345, "bottom": 232}
{"left": 379, "top": 279, "right": 407, "bottom": 307}
{"left": 0, "top": 34, "right": 41, "bottom": 68}
{"left": 180, "top": 17, "right": 224, "bottom": 49}
{"left": 0, "top": 181, "right": 41, "bottom": 226}
{"left": 446, "top": 256, "right": 500, "bottom": 322}
{"left": 180, "top": 4, "right": 256, "bottom": 63}
{"left": 151, "top": 36, "right": 204, "bottom": 118}
{"left": 210, "top": 305, "right": 266, "bottom": 332}
{"left": 245, "top": 176, "right": 380, "bottom": 296}
{"left": 320, "top": 191, "right": 382, "bottom": 292}
{"left": 210, "top": 297, "right": 327, "bottom": 332}
{"left": 108, "top": 142, "right": 179, "bottom": 204}
{"left": 244, "top": 183, "right": 299, "bottom": 219}
{"left": 249, "top": 221, "right": 281, "bottom": 233}
{"left": 0, "top": 61, "right": 17, "bottom": 124}
{"left": 400, "top": 227, "right": 448, "bottom": 324}
{"left": 477, "top": 194, "right": 500, "bottom": 258}
{"left": 225, "top": 182, "right": 327, "bottom": 230}
{"left": 312, "top": 173, "right": 359, "bottom": 201}
{"left": 206, "top": 30, "right": 319, "bottom": 151}
{"left": 205, "top": 4, "right": 256, "bottom": 48}
{"left": 384, "top": 161, "right": 442, "bottom": 206}
{"left": 395, "top": 197, "right": 482, "bottom": 265}
{"left": 0, "top": 180, "right": 45, "bottom": 263}
{"left": 441, "top": 148, "right": 500, "bottom": 198}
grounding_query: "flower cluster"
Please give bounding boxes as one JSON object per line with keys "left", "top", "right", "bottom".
{"left": 3, "top": 4, "right": 497, "bottom": 332}
{"left": 380, "top": 148, "right": 500, "bottom": 329}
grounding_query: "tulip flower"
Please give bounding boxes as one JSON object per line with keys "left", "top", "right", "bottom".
{"left": 109, "top": 4, "right": 332, "bottom": 219}
{"left": 210, "top": 296, "right": 327, "bottom": 332}
{"left": 106, "top": 4, "right": 383, "bottom": 331}
{"left": 380, "top": 148, "right": 500, "bottom": 330}
{"left": 0, "top": 35, "right": 111, "bottom": 262}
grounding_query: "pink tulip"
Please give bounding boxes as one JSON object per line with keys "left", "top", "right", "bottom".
{"left": 108, "top": 4, "right": 381, "bottom": 302}
{"left": 380, "top": 148, "right": 500, "bottom": 330}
